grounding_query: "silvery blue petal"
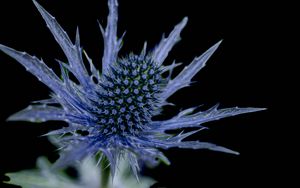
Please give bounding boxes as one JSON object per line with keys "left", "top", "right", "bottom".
{"left": 152, "top": 105, "right": 266, "bottom": 131}
{"left": 33, "top": 0, "right": 90, "bottom": 88}
{"left": 101, "top": 0, "right": 120, "bottom": 75}
{"left": 152, "top": 17, "right": 188, "bottom": 66}
{"left": 7, "top": 105, "right": 65, "bottom": 122}
{"left": 160, "top": 40, "right": 222, "bottom": 101}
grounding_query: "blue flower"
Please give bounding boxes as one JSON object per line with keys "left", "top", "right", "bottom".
{"left": 0, "top": 0, "right": 264, "bottom": 178}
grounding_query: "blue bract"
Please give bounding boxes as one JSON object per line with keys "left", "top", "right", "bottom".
{"left": 0, "top": 0, "right": 264, "bottom": 179}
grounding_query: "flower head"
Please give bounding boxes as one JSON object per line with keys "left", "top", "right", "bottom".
{"left": 0, "top": 0, "right": 264, "bottom": 178}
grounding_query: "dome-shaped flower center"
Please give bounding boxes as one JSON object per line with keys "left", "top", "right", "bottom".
{"left": 96, "top": 55, "right": 163, "bottom": 135}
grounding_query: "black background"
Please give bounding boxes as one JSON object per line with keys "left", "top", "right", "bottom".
{"left": 0, "top": 0, "right": 295, "bottom": 187}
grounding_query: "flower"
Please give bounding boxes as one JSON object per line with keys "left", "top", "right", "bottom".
{"left": 0, "top": 0, "right": 264, "bottom": 178}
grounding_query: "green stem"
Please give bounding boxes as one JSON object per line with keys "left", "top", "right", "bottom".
{"left": 98, "top": 154, "right": 110, "bottom": 188}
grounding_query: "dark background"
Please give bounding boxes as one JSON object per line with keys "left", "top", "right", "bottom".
{"left": 0, "top": 0, "right": 295, "bottom": 187}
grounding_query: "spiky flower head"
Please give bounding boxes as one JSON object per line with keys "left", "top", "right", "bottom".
{"left": 0, "top": 0, "right": 264, "bottom": 178}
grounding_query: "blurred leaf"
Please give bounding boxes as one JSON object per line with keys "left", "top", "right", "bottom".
{"left": 5, "top": 156, "right": 155, "bottom": 188}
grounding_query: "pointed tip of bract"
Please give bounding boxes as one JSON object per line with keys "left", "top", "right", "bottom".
{"left": 32, "top": 0, "right": 42, "bottom": 10}
{"left": 256, "top": 107, "right": 267, "bottom": 111}
{"left": 210, "top": 145, "right": 240, "bottom": 155}
{"left": 6, "top": 112, "right": 22, "bottom": 122}
{"left": 32, "top": 0, "right": 43, "bottom": 9}
{"left": 6, "top": 115, "right": 15, "bottom": 122}
{"left": 182, "top": 16, "right": 189, "bottom": 25}
{"left": 32, "top": 0, "right": 53, "bottom": 21}
{"left": 225, "top": 149, "right": 240, "bottom": 155}
{"left": 75, "top": 26, "right": 80, "bottom": 46}
{"left": 211, "top": 39, "right": 223, "bottom": 51}
{"left": 216, "top": 39, "right": 223, "bottom": 45}
{"left": 32, "top": 0, "right": 50, "bottom": 24}
{"left": 177, "top": 17, "right": 188, "bottom": 34}
{"left": 0, "top": 44, "right": 29, "bottom": 63}
{"left": 0, "top": 43, "right": 12, "bottom": 54}
{"left": 244, "top": 107, "right": 267, "bottom": 113}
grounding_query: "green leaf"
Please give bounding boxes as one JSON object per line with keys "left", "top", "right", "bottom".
{"left": 4, "top": 156, "right": 155, "bottom": 188}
